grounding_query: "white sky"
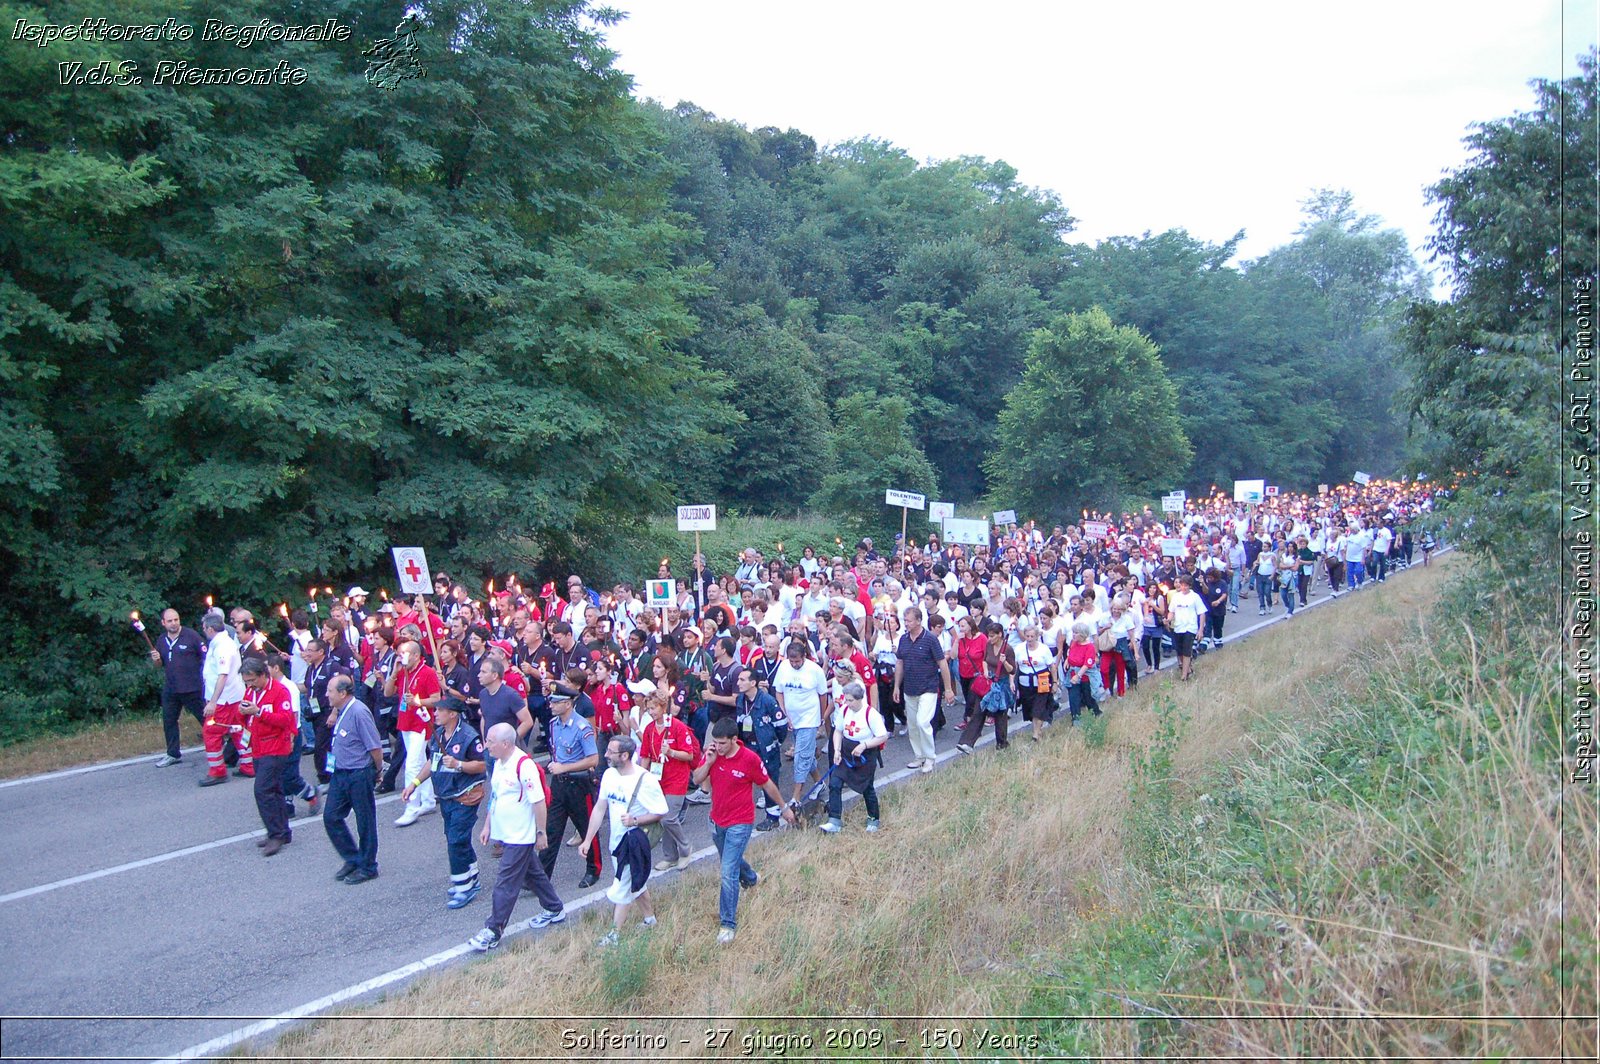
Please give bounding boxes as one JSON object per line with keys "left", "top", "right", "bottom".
{"left": 604, "top": 0, "right": 1597, "bottom": 284}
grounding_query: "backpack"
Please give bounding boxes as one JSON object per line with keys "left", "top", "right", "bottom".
{"left": 512, "top": 752, "right": 552, "bottom": 809}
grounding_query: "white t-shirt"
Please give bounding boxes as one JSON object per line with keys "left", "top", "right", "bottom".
{"left": 598, "top": 767, "right": 668, "bottom": 854}
{"left": 774, "top": 659, "right": 829, "bottom": 729}
{"left": 1345, "top": 531, "right": 1370, "bottom": 563}
{"left": 203, "top": 632, "right": 246, "bottom": 704}
{"left": 830, "top": 701, "right": 887, "bottom": 746}
{"left": 1373, "top": 527, "right": 1393, "bottom": 554}
{"left": 1015, "top": 642, "right": 1055, "bottom": 687}
{"left": 489, "top": 753, "right": 545, "bottom": 846}
{"left": 1168, "top": 590, "right": 1206, "bottom": 635}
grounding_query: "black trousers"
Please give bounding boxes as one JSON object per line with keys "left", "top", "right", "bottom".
{"left": 253, "top": 753, "right": 292, "bottom": 841}
{"left": 539, "top": 775, "right": 601, "bottom": 881}
{"left": 161, "top": 687, "right": 205, "bottom": 759}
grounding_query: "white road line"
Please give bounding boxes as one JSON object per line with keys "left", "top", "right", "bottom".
{"left": 153, "top": 555, "right": 1450, "bottom": 1062}
{"left": 0, "top": 794, "right": 401, "bottom": 907}
{"left": 153, "top": 854, "right": 715, "bottom": 1064}
{"left": 0, "top": 745, "right": 205, "bottom": 790}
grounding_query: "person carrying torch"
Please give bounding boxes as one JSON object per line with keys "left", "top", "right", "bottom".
{"left": 147, "top": 609, "right": 206, "bottom": 767}
{"left": 198, "top": 614, "right": 253, "bottom": 785}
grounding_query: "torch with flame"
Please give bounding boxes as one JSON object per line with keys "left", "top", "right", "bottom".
{"left": 130, "top": 611, "right": 156, "bottom": 652}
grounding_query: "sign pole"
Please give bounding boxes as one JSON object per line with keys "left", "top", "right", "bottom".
{"left": 900, "top": 505, "right": 908, "bottom": 579}
{"left": 420, "top": 595, "right": 443, "bottom": 668}
{"left": 694, "top": 530, "right": 703, "bottom": 618}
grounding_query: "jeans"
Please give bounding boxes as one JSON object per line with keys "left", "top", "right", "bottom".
{"left": 1373, "top": 552, "right": 1389, "bottom": 581}
{"left": 688, "top": 704, "right": 710, "bottom": 747}
{"left": 1280, "top": 582, "right": 1296, "bottom": 614}
{"left": 160, "top": 687, "right": 205, "bottom": 759}
{"left": 324, "top": 765, "right": 378, "bottom": 874}
{"left": 710, "top": 821, "right": 757, "bottom": 929}
{"left": 1228, "top": 570, "right": 1240, "bottom": 610}
{"left": 439, "top": 797, "right": 480, "bottom": 891}
{"left": 1347, "top": 560, "right": 1366, "bottom": 588}
{"left": 1066, "top": 680, "right": 1099, "bottom": 721}
{"left": 826, "top": 775, "right": 880, "bottom": 821}
{"left": 1254, "top": 573, "right": 1276, "bottom": 608}
{"left": 281, "top": 730, "right": 312, "bottom": 805}
{"left": 792, "top": 725, "right": 819, "bottom": 791}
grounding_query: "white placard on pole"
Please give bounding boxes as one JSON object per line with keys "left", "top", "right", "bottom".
{"left": 391, "top": 547, "right": 433, "bottom": 594}
{"left": 885, "top": 489, "right": 926, "bottom": 511}
{"left": 1265, "top": 485, "right": 1280, "bottom": 497}
{"left": 676, "top": 504, "right": 717, "bottom": 532}
{"left": 1318, "top": 483, "right": 1330, "bottom": 495}
{"left": 1233, "top": 479, "right": 1265, "bottom": 504}
{"left": 1168, "top": 489, "right": 1186, "bottom": 501}
{"left": 991, "top": 509, "right": 1017, "bottom": 526}
{"left": 1083, "top": 520, "right": 1110, "bottom": 539}
{"left": 943, "top": 517, "right": 990, "bottom": 546}
{"left": 1353, "top": 471, "right": 1371, "bottom": 485}
{"left": 646, "top": 579, "right": 676, "bottom": 610}
{"left": 928, "top": 501, "right": 955, "bottom": 523}
{"left": 1161, "top": 537, "right": 1187, "bottom": 557}
{"left": 1161, "top": 495, "right": 1185, "bottom": 513}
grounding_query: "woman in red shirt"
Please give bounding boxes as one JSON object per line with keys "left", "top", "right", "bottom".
{"left": 954, "top": 616, "right": 987, "bottom": 730}
{"left": 636, "top": 693, "right": 699, "bottom": 871}
{"left": 1062, "top": 622, "right": 1101, "bottom": 724}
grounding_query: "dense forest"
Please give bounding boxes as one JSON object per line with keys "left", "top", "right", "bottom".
{"left": 1, "top": 0, "right": 1590, "bottom": 732}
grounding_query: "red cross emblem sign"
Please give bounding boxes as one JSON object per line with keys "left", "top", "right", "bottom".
{"left": 392, "top": 547, "right": 433, "bottom": 594}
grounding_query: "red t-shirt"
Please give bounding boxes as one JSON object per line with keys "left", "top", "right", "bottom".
{"left": 639, "top": 715, "right": 697, "bottom": 796}
{"left": 502, "top": 668, "right": 528, "bottom": 699}
{"left": 589, "top": 682, "right": 632, "bottom": 733}
{"left": 698, "top": 740, "right": 770, "bottom": 827}
{"left": 244, "top": 678, "right": 297, "bottom": 757}
{"left": 395, "top": 663, "right": 441, "bottom": 736}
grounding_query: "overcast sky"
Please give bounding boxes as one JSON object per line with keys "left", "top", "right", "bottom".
{"left": 604, "top": 0, "right": 1596, "bottom": 285}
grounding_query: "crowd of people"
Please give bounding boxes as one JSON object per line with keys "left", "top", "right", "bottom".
{"left": 145, "top": 476, "right": 1443, "bottom": 949}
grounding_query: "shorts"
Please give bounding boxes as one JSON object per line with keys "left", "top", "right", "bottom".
{"left": 1173, "top": 632, "right": 1197, "bottom": 658}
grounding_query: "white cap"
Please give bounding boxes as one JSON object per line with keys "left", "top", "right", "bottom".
{"left": 626, "top": 678, "right": 657, "bottom": 698}
{"left": 346, "top": 586, "right": 369, "bottom": 598}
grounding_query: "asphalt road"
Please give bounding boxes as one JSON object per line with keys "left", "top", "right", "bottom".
{"left": 0, "top": 560, "right": 1439, "bottom": 1063}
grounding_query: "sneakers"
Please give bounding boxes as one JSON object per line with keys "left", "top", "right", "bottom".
{"left": 344, "top": 868, "right": 377, "bottom": 885}
{"left": 755, "top": 816, "right": 777, "bottom": 832}
{"left": 819, "top": 818, "right": 843, "bottom": 834}
{"left": 530, "top": 907, "right": 566, "bottom": 928}
{"left": 198, "top": 774, "right": 227, "bottom": 787}
{"left": 447, "top": 884, "right": 480, "bottom": 910}
{"left": 155, "top": 754, "right": 181, "bottom": 767}
{"left": 894, "top": 726, "right": 907, "bottom": 736}
{"left": 654, "top": 858, "right": 676, "bottom": 871}
{"left": 741, "top": 871, "right": 760, "bottom": 889}
{"left": 233, "top": 767, "right": 255, "bottom": 778}
{"left": 334, "top": 861, "right": 357, "bottom": 881}
{"left": 261, "top": 836, "right": 288, "bottom": 857}
{"left": 641, "top": 915, "right": 657, "bottom": 928}
{"left": 716, "top": 928, "right": 736, "bottom": 945}
{"left": 955, "top": 743, "right": 974, "bottom": 755}
{"left": 302, "top": 789, "right": 320, "bottom": 814}
{"left": 468, "top": 928, "right": 501, "bottom": 951}
{"left": 394, "top": 805, "right": 422, "bottom": 827}
{"left": 919, "top": 759, "right": 934, "bottom": 774}
{"left": 906, "top": 759, "right": 924, "bottom": 769}
{"left": 684, "top": 788, "right": 711, "bottom": 805}
{"left": 864, "top": 817, "right": 880, "bottom": 833}
{"left": 598, "top": 929, "right": 620, "bottom": 948}
{"left": 676, "top": 856, "right": 692, "bottom": 870}
{"left": 578, "top": 872, "right": 600, "bottom": 889}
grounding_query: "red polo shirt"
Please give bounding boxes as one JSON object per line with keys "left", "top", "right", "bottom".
{"left": 698, "top": 740, "right": 769, "bottom": 827}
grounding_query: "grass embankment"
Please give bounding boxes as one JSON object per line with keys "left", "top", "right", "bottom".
{"left": 0, "top": 715, "right": 196, "bottom": 780}
{"left": 260, "top": 553, "right": 1593, "bottom": 1060}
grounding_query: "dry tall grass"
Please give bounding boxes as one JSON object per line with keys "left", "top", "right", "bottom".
{"left": 257, "top": 561, "right": 1492, "bottom": 1061}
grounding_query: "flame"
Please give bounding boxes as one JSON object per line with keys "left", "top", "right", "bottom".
{"left": 204, "top": 595, "right": 213, "bottom": 608}
{"left": 308, "top": 587, "right": 317, "bottom": 599}
{"left": 130, "top": 610, "right": 140, "bottom": 621}
{"left": 278, "top": 603, "right": 289, "bottom": 618}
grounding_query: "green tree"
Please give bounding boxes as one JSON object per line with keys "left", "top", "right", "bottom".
{"left": 984, "top": 309, "right": 1190, "bottom": 520}
{"left": 1400, "top": 52, "right": 1597, "bottom": 580}
{"left": 810, "top": 394, "right": 938, "bottom": 543}
{"left": 0, "top": 0, "right": 730, "bottom": 733}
